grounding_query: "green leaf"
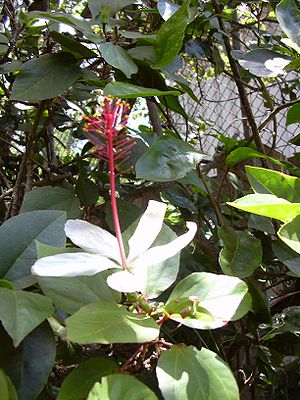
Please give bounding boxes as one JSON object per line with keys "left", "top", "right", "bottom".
{"left": 10, "top": 53, "right": 81, "bottom": 101}
{"left": 166, "top": 272, "right": 251, "bottom": 329}
{"left": 226, "top": 147, "right": 267, "bottom": 166}
{"left": 237, "top": 49, "right": 289, "bottom": 77}
{"left": 38, "top": 271, "right": 121, "bottom": 314}
{"left": 75, "top": 173, "right": 99, "bottom": 207}
{"left": 278, "top": 215, "right": 300, "bottom": 254}
{"left": 156, "top": 346, "right": 239, "bottom": 400}
{"left": 0, "top": 321, "right": 56, "bottom": 400}
{"left": 218, "top": 225, "right": 262, "bottom": 278}
{"left": 276, "top": 0, "right": 300, "bottom": 47}
{"left": 0, "top": 210, "right": 66, "bottom": 288}
{"left": 273, "top": 240, "right": 300, "bottom": 276}
{"left": 66, "top": 300, "right": 159, "bottom": 344}
{"left": 0, "top": 288, "right": 53, "bottom": 346}
{"left": 286, "top": 103, "right": 300, "bottom": 126}
{"left": 99, "top": 43, "right": 138, "bottom": 78}
{"left": 248, "top": 214, "right": 275, "bottom": 234}
{"left": 21, "top": 186, "right": 80, "bottom": 218}
{"left": 50, "top": 31, "right": 97, "bottom": 58}
{"left": 228, "top": 194, "right": 300, "bottom": 222}
{"left": 246, "top": 165, "right": 300, "bottom": 202}
{"left": 246, "top": 278, "right": 272, "bottom": 323}
{"left": 136, "top": 135, "right": 205, "bottom": 182}
{"left": 57, "top": 358, "right": 118, "bottom": 400}
{"left": 87, "top": 375, "right": 158, "bottom": 400}
{"left": 0, "top": 369, "right": 18, "bottom": 400}
{"left": 103, "top": 81, "right": 180, "bottom": 98}
{"left": 153, "top": 0, "right": 190, "bottom": 69}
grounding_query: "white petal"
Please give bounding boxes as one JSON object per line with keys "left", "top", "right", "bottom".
{"left": 31, "top": 252, "right": 119, "bottom": 277}
{"left": 107, "top": 270, "right": 143, "bottom": 293}
{"left": 127, "top": 200, "right": 167, "bottom": 264}
{"left": 130, "top": 221, "right": 197, "bottom": 270}
{"left": 65, "top": 220, "right": 122, "bottom": 265}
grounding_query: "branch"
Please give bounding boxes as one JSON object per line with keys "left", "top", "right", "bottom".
{"left": 258, "top": 99, "right": 300, "bottom": 131}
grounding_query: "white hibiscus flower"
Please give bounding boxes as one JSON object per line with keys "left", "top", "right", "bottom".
{"left": 31, "top": 200, "right": 197, "bottom": 294}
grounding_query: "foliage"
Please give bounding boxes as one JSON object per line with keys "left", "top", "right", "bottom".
{"left": 0, "top": 0, "right": 299, "bottom": 399}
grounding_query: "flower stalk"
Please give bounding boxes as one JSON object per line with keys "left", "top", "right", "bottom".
{"left": 84, "top": 97, "right": 134, "bottom": 270}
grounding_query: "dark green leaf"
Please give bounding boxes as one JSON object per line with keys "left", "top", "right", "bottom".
{"left": 286, "top": 103, "right": 300, "bottom": 126}
{"left": 50, "top": 31, "right": 97, "bottom": 58}
{"left": 0, "top": 288, "right": 53, "bottom": 346}
{"left": 136, "top": 135, "right": 205, "bottom": 181}
{"left": 0, "top": 322, "right": 56, "bottom": 400}
{"left": 219, "top": 225, "right": 262, "bottom": 278}
{"left": 99, "top": 43, "right": 138, "bottom": 78}
{"left": 66, "top": 300, "right": 159, "bottom": 343}
{"left": 153, "top": 0, "right": 190, "bottom": 69}
{"left": 156, "top": 346, "right": 239, "bottom": 400}
{"left": 21, "top": 186, "right": 80, "bottom": 218}
{"left": 87, "top": 375, "right": 157, "bottom": 400}
{"left": 103, "top": 82, "right": 180, "bottom": 98}
{"left": 75, "top": 174, "right": 99, "bottom": 207}
{"left": 57, "top": 358, "right": 118, "bottom": 400}
{"left": 0, "top": 210, "right": 66, "bottom": 288}
{"left": 11, "top": 53, "right": 81, "bottom": 101}
{"left": 246, "top": 278, "right": 272, "bottom": 323}
{"left": 273, "top": 240, "right": 300, "bottom": 276}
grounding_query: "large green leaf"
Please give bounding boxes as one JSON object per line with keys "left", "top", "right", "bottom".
{"left": 0, "top": 288, "right": 53, "bottom": 347}
{"left": 276, "top": 0, "right": 300, "bottom": 47}
{"left": 99, "top": 43, "right": 138, "bottom": 78}
{"left": 103, "top": 81, "right": 180, "bottom": 98}
{"left": 0, "top": 369, "right": 18, "bottom": 400}
{"left": 136, "top": 135, "right": 205, "bottom": 182}
{"left": 21, "top": 186, "right": 80, "bottom": 218}
{"left": 228, "top": 194, "right": 300, "bottom": 223}
{"left": 246, "top": 166, "right": 300, "bottom": 202}
{"left": 278, "top": 215, "right": 300, "bottom": 254}
{"left": 57, "top": 358, "right": 118, "bottom": 400}
{"left": 156, "top": 346, "right": 239, "bottom": 400}
{"left": 66, "top": 300, "right": 159, "bottom": 343}
{"left": 218, "top": 225, "right": 262, "bottom": 278}
{"left": 153, "top": 0, "right": 190, "bottom": 69}
{"left": 237, "top": 49, "right": 289, "bottom": 77}
{"left": 0, "top": 322, "right": 56, "bottom": 400}
{"left": 10, "top": 53, "right": 81, "bottom": 101}
{"left": 166, "top": 272, "right": 251, "bottom": 329}
{"left": 87, "top": 375, "right": 157, "bottom": 400}
{"left": 0, "top": 210, "right": 66, "bottom": 288}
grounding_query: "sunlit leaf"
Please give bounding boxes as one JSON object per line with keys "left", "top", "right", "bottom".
{"left": 66, "top": 301, "right": 159, "bottom": 343}
{"left": 157, "top": 346, "right": 239, "bottom": 400}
